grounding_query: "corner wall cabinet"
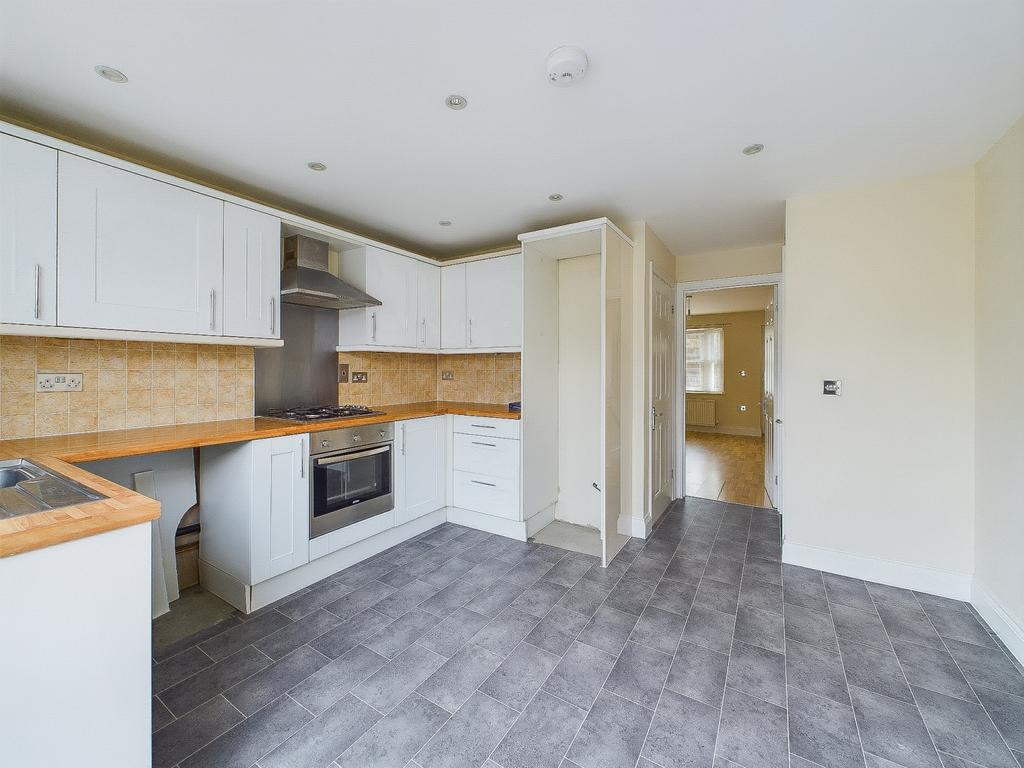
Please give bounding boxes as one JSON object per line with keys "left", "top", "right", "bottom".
{"left": 441, "top": 253, "right": 523, "bottom": 351}
{"left": 0, "top": 134, "right": 57, "bottom": 326}
{"left": 338, "top": 245, "right": 440, "bottom": 350}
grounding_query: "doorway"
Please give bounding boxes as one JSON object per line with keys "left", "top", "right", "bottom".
{"left": 674, "top": 275, "right": 783, "bottom": 512}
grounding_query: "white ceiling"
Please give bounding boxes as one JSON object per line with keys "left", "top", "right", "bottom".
{"left": 688, "top": 286, "right": 774, "bottom": 316}
{"left": 1, "top": 1, "right": 1021, "bottom": 259}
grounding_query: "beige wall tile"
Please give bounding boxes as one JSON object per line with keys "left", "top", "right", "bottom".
{"left": 35, "top": 392, "right": 69, "bottom": 414}
{"left": 97, "top": 409, "right": 126, "bottom": 431}
{"left": 127, "top": 369, "right": 152, "bottom": 390}
{"left": 98, "top": 390, "right": 127, "bottom": 411}
{"left": 152, "top": 406, "right": 175, "bottom": 426}
{"left": 37, "top": 344, "right": 70, "bottom": 372}
{"left": 2, "top": 392, "right": 34, "bottom": 417}
{"left": 35, "top": 411, "right": 68, "bottom": 437}
{"left": 68, "top": 410, "right": 98, "bottom": 434}
{"left": 99, "top": 368, "right": 127, "bottom": 392}
{"left": 1, "top": 414, "right": 34, "bottom": 439}
{"left": 69, "top": 390, "right": 98, "bottom": 412}
{"left": 98, "top": 347, "right": 127, "bottom": 369}
{"left": 69, "top": 340, "right": 99, "bottom": 369}
{"left": 126, "top": 408, "right": 152, "bottom": 429}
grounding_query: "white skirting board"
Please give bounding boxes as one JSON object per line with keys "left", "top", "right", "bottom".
{"left": 618, "top": 513, "right": 652, "bottom": 538}
{"left": 972, "top": 579, "right": 1024, "bottom": 666}
{"left": 782, "top": 540, "right": 973, "bottom": 601}
{"left": 446, "top": 505, "right": 528, "bottom": 541}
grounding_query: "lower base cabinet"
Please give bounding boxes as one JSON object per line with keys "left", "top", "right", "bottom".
{"left": 395, "top": 416, "right": 446, "bottom": 525}
{"left": 200, "top": 433, "right": 310, "bottom": 592}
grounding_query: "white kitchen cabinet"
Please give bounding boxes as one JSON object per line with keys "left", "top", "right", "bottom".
{"left": 466, "top": 253, "right": 523, "bottom": 348}
{"left": 200, "top": 433, "right": 310, "bottom": 608}
{"left": 0, "top": 134, "right": 57, "bottom": 325}
{"left": 451, "top": 416, "right": 521, "bottom": 521}
{"left": 440, "top": 264, "right": 467, "bottom": 349}
{"left": 57, "top": 152, "right": 224, "bottom": 335}
{"left": 395, "top": 416, "right": 445, "bottom": 525}
{"left": 338, "top": 245, "right": 420, "bottom": 348}
{"left": 223, "top": 203, "right": 281, "bottom": 339}
{"left": 416, "top": 261, "right": 441, "bottom": 348}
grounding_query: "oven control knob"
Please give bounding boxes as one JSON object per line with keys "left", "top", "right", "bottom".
{"left": 352, "top": 435, "right": 362, "bottom": 443}
{"left": 320, "top": 439, "right": 330, "bottom": 449}
{"left": 379, "top": 430, "right": 386, "bottom": 438}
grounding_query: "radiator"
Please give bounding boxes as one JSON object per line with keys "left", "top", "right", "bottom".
{"left": 686, "top": 399, "right": 717, "bottom": 427}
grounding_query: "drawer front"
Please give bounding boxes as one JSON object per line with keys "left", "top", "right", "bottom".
{"left": 453, "top": 414, "right": 520, "bottom": 440}
{"left": 453, "top": 470, "right": 518, "bottom": 520}
{"left": 453, "top": 432, "right": 519, "bottom": 479}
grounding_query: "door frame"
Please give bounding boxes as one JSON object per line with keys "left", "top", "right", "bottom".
{"left": 649, "top": 268, "right": 675, "bottom": 524}
{"left": 674, "top": 272, "right": 785, "bottom": 513}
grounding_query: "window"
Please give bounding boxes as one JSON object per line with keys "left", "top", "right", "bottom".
{"left": 685, "top": 327, "right": 724, "bottom": 394}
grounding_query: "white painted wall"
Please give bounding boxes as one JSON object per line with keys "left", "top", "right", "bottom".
{"left": 973, "top": 116, "right": 1024, "bottom": 650}
{"left": 556, "top": 254, "right": 602, "bottom": 529}
{"left": 676, "top": 243, "right": 782, "bottom": 282}
{"left": 0, "top": 524, "right": 152, "bottom": 767}
{"left": 783, "top": 169, "right": 976, "bottom": 587}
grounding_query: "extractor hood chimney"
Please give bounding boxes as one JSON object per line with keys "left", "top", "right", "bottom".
{"left": 280, "top": 235, "right": 382, "bottom": 310}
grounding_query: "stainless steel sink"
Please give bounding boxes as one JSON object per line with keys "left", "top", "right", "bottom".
{"left": 0, "top": 459, "right": 106, "bottom": 519}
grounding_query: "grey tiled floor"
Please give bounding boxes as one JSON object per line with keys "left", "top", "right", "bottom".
{"left": 152, "top": 498, "right": 1024, "bottom": 768}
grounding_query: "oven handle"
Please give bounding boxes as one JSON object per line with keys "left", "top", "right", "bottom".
{"left": 315, "top": 445, "right": 390, "bottom": 466}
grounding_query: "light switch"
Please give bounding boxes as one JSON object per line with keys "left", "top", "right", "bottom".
{"left": 823, "top": 380, "right": 842, "bottom": 396}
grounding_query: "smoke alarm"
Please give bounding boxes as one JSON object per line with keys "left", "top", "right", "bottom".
{"left": 546, "top": 46, "right": 589, "bottom": 87}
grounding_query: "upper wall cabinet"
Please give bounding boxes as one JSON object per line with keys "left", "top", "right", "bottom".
{"left": 0, "top": 134, "right": 57, "bottom": 326}
{"left": 442, "top": 253, "right": 523, "bottom": 351}
{"left": 338, "top": 245, "right": 440, "bottom": 350}
{"left": 57, "top": 153, "right": 225, "bottom": 335}
{"left": 223, "top": 203, "right": 281, "bottom": 339}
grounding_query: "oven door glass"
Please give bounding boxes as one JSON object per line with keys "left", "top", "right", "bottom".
{"left": 312, "top": 444, "right": 392, "bottom": 520}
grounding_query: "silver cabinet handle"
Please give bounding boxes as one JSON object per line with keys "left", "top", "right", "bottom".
{"left": 468, "top": 317, "right": 473, "bottom": 345}
{"left": 33, "top": 263, "right": 40, "bottom": 319}
{"left": 371, "top": 311, "right": 377, "bottom": 341}
{"left": 317, "top": 445, "right": 391, "bottom": 465}
{"left": 775, "top": 418, "right": 783, "bottom": 424}
{"left": 300, "top": 438, "right": 306, "bottom": 478}
{"left": 470, "top": 423, "right": 496, "bottom": 429}
{"left": 209, "top": 288, "right": 216, "bottom": 330}
{"left": 401, "top": 423, "right": 407, "bottom": 455}
{"left": 471, "top": 479, "right": 496, "bottom": 487}
{"left": 270, "top": 296, "right": 276, "bottom": 335}
{"left": 592, "top": 482, "right": 601, "bottom": 492}
{"left": 421, "top": 317, "right": 426, "bottom": 344}
{"left": 471, "top": 441, "right": 496, "bottom": 447}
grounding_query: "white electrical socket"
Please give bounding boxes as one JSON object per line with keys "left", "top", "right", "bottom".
{"left": 36, "top": 373, "right": 84, "bottom": 392}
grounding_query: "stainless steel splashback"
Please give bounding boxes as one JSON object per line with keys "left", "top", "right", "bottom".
{"left": 255, "top": 302, "right": 339, "bottom": 413}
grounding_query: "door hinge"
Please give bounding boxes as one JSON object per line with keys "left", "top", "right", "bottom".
{"left": 670, "top": 468, "right": 675, "bottom": 478}
{"left": 774, "top": 475, "right": 778, "bottom": 485}
{"left": 671, "top": 304, "right": 675, "bottom": 315}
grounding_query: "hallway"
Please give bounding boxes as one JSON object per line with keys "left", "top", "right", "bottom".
{"left": 685, "top": 430, "right": 773, "bottom": 508}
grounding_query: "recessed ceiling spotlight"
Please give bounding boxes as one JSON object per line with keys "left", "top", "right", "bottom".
{"left": 548, "top": 193, "right": 564, "bottom": 202}
{"left": 742, "top": 143, "right": 765, "bottom": 156}
{"left": 307, "top": 161, "right": 327, "bottom": 171}
{"left": 445, "top": 95, "right": 468, "bottom": 110}
{"left": 94, "top": 65, "right": 128, "bottom": 83}
{"left": 438, "top": 220, "right": 452, "bottom": 227}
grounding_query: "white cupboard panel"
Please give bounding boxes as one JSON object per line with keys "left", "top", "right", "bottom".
{"left": 452, "top": 414, "right": 521, "bottom": 440}
{"left": 416, "top": 261, "right": 441, "bottom": 349}
{"left": 223, "top": 203, "right": 281, "bottom": 339}
{"left": 251, "top": 434, "right": 309, "bottom": 583}
{"left": 57, "top": 153, "right": 224, "bottom": 335}
{"left": 440, "top": 264, "right": 467, "bottom": 349}
{"left": 366, "top": 246, "right": 417, "bottom": 346}
{"left": 453, "top": 469, "right": 518, "bottom": 520}
{"left": 453, "top": 432, "right": 519, "bottom": 480}
{"left": 396, "top": 416, "right": 445, "bottom": 525}
{"left": 466, "top": 253, "right": 522, "bottom": 348}
{"left": 0, "top": 134, "right": 57, "bottom": 325}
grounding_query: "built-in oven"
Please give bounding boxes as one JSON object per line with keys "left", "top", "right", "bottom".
{"left": 310, "top": 422, "right": 394, "bottom": 538}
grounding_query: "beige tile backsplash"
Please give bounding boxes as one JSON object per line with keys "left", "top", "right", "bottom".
{"left": 0, "top": 336, "right": 255, "bottom": 440}
{"left": 338, "top": 352, "right": 521, "bottom": 407}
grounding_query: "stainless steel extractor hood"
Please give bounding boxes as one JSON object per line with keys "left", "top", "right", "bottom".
{"left": 280, "top": 234, "right": 382, "bottom": 310}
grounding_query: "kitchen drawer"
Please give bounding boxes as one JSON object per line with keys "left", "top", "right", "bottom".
{"left": 453, "top": 432, "right": 519, "bottom": 479}
{"left": 453, "top": 415, "right": 520, "bottom": 440}
{"left": 453, "top": 470, "right": 518, "bottom": 520}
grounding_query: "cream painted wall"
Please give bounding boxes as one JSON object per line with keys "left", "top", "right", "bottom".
{"left": 687, "top": 311, "right": 764, "bottom": 435}
{"left": 973, "top": 117, "right": 1024, "bottom": 630}
{"left": 677, "top": 243, "right": 782, "bottom": 282}
{"left": 784, "top": 168, "right": 976, "bottom": 577}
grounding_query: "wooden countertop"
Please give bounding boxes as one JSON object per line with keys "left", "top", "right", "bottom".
{"left": 0, "top": 401, "right": 517, "bottom": 557}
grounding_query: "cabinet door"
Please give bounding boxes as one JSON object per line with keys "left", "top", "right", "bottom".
{"left": 0, "top": 135, "right": 57, "bottom": 325}
{"left": 251, "top": 434, "right": 309, "bottom": 583}
{"left": 364, "top": 246, "right": 417, "bottom": 346}
{"left": 416, "top": 261, "right": 440, "bottom": 348}
{"left": 57, "top": 153, "right": 224, "bottom": 335}
{"left": 223, "top": 203, "right": 281, "bottom": 339}
{"left": 466, "top": 253, "right": 523, "bottom": 348}
{"left": 395, "top": 417, "right": 445, "bottom": 525}
{"left": 440, "top": 264, "right": 467, "bottom": 349}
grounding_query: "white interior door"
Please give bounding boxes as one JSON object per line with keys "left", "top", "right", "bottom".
{"left": 651, "top": 272, "right": 674, "bottom": 519}
{"left": 762, "top": 289, "right": 777, "bottom": 508}
{"left": 601, "top": 227, "right": 629, "bottom": 566}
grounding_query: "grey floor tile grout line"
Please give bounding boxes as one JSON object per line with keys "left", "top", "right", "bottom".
{"left": 865, "top": 587, "right": 946, "bottom": 768}
{"left": 818, "top": 565, "right": 870, "bottom": 768}
{"left": 917, "top": 590, "right": 1021, "bottom": 764}
{"left": 284, "top": 691, "right": 317, "bottom": 718}
{"left": 708, "top": 513, "right": 745, "bottom": 767}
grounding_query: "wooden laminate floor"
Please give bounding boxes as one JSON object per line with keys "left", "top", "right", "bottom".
{"left": 685, "top": 430, "right": 774, "bottom": 508}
